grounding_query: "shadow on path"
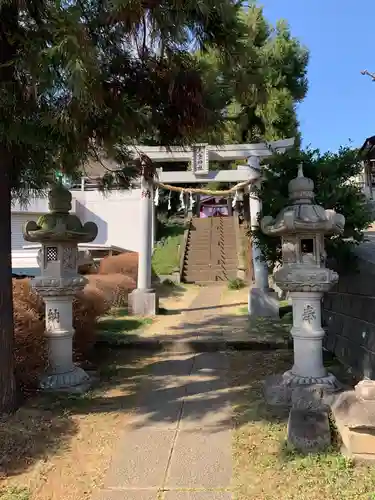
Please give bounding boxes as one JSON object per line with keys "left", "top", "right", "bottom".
{"left": 1, "top": 287, "right": 294, "bottom": 482}
{"left": 40, "top": 346, "right": 295, "bottom": 434}
{"left": 173, "top": 301, "right": 247, "bottom": 314}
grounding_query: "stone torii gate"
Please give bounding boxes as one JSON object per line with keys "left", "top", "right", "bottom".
{"left": 128, "top": 138, "right": 295, "bottom": 317}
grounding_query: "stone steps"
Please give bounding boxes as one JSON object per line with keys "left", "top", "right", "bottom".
{"left": 184, "top": 263, "right": 237, "bottom": 272}
{"left": 184, "top": 253, "right": 237, "bottom": 261}
{"left": 183, "top": 273, "right": 237, "bottom": 283}
{"left": 182, "top": 215, "right": 239, "bottom": 284}
{"left": 187, "top": 237, "right": 236, "bottom": 245}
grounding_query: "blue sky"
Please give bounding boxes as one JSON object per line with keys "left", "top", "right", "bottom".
{"left": 260, "top": 0, "right": 375, "bottom": 152}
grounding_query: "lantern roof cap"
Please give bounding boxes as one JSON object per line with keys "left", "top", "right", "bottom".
{"left": 260, "top": 165, "right": 345, "bottom": 237}
{"left": 288, "top": 164, "right": 315, "bottom": 204}
{"left": 22, "top": 183, "right": 98, "bottom": 244}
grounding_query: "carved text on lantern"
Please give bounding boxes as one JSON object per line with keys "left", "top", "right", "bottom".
{"left": 302, "top": 304, "right": 316, "bottom": 323}
{"left": 141, "top": 189, "right": 152, "bottom": 199}
{"left": 47, "top": 308, "right": 60, "bottom": 324}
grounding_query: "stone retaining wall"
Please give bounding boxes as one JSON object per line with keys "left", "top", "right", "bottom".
{"left": 323, "top": 240, "right": 375, "bottom": 379}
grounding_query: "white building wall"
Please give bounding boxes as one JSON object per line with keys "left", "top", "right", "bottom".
{"left": 11, "top": 188, "right": 143, "bottom": 254}
{"left": 348, "top": 163, "right": 372, "bottom": 199}
{"left": 72, "top": 189, "right": 142, "bottom": 252}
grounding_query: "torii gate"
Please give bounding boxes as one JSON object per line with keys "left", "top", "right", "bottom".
{"left": 128, "top": 138, "right": 295, "bottom": 317}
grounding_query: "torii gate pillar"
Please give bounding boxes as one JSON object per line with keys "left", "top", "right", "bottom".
{"left": 129, "top": 175, "right": 159, "bottom": 316}
{"left": 247, "top": 156, "right": 279, "bottom": 318}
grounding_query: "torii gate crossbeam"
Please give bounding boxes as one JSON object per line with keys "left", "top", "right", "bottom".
{"left": 128, "top": 138, "right": 295, "bottom": 318}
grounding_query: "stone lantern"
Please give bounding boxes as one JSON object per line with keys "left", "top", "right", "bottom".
{"left": 261, "top": 165, "right": 345, "bottom": 401}
{"left": 23, "top": 183, "right": 98, "bottom": 392}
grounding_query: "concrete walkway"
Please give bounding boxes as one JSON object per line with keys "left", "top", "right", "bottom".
{"left": 93, "top": 286, "right": 234, "bottom": 500}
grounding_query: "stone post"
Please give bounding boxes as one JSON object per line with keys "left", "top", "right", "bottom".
{"left": 151, "top": 186, "right": 156, "bottom": 252}
{"left": 42, "top": 290, "right": 86, "bottom": 390}
{"left": 249, "top": 180, "right": 269, "bottom": 290}
{"left": 129, "top": 175, "right": 158, "bottom": 315}
{"left": 290, "top": 292, "right": 326, "bottom": 379}
{"left": 23, "top": 183, "right": 98, "bottom": 392}
{"left": 247, "top": 156, "right": 279, "bottom": 318}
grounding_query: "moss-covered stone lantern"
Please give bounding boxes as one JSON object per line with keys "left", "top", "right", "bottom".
{"left": 23, "top": 182, "right": 98, "bottom": 392}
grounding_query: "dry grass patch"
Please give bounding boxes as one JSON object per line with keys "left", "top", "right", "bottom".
{"left": 220, "top": 286, "right": 248, "bottom": 307}
{"left": 230, "top": 350, "right": 375, "bottom": 500}
{"left": 0, "top": 350, "right": 157, "bottom": 500}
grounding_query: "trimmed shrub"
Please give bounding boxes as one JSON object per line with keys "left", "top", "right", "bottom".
{"left": 86, "top": 273, "right": 136, "bottom": 308}
{"left": 98, "top": 252, "right": 138, "bottom": 281}
{"left": 13, "top": 278, "right": 43, "bottom": 316}
{"left": 73, "top": 286, "right": 110, "bottom": 359}
{"left": 13, "top": 281, "right": 46, "bottom": 393}
{"left": 12, "top": 272, "right": 135, "bottom": 392}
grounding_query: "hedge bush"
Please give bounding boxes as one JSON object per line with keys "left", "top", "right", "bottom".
{"left": 12, "top": 272, "right": 133, "bottom": 393}
{"left": 98, "top": 252, "right": 138, "bottom": 281}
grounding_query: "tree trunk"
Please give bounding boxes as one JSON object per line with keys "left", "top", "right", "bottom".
{"left": 0, "top": 153, "right": 17, "bottom": 414}
{"left": 0, "top": 2, "right": 20, "bottom": 413}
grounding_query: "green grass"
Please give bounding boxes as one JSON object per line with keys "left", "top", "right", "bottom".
{"left": 98, "top": 308, "right": 153, "bottom": 336}
{"left": 230, "top": 350, "right": 375, "bottom": 500}
{"left": 0, "top": 488, "right": 30, "bottom": 500}
{"left": 238, "top": 299, "right": 291, "bottom": 315}
{"left": 228, "top": 278, "right": 246, "bottom": 290}
{"left": 152, "top": 221, "right": 186, "bottom": 276}
{"left": 152, "top": 234, "right": 183, "bottom": 276}
{"left": 156, "top": 220, "right": 186, "bottom": 240}
{"left": 279, "top": 299, "right": 290, "bottom": 308}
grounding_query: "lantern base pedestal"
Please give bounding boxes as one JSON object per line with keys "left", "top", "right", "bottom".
{"left": 248, "top": 288, "right": 279, "bottom": 318}
{"left": 129, "top": 288, "right": 159, "bottom": 316}
{"left": 264, "top": 370, "right": 341, "bottom": 409}
{"left": 39, "top": 365, "right": 91, "bottom": 394}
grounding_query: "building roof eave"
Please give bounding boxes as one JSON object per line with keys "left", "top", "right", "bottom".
{"left": 360, "top": 136, "right": 375, "bottom": 160}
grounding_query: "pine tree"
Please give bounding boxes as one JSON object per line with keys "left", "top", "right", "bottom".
{"left": 0, "top": 0, "right": 247, "bottom": 413}
{"left": 197, "top": 5, "right": 309, "bottom": 144}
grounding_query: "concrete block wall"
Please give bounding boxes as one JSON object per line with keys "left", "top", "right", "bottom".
{"left": 323, "top": 242, "right": 375, "bottom": 380}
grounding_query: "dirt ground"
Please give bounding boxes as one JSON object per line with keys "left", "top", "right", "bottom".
{"left": 0, "top": 285, "right": 201, "bottom": 500}
{"left": 6, "top": 284, "right": 361, "bottom": 500}
{"left": 219, "top": 286, "right": 248, "bottom": 311}
{"left": 141, "top": 284, "right": 200, "bottom": 336}
{"left": 0, "top": 351, "right": 156, "bottom": 500}
{"left": 3, "top": 342, "right": 372, "bottom": 500}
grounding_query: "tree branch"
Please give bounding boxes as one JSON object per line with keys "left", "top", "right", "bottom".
{"left": 361, "top": 70, "right": 375, "bottom": 81}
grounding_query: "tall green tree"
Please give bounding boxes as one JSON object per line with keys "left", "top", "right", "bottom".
{"left": 139, "top": 4, "right": 310, "bottom": 215}
{"left": 197, "top": 4, "right": 309, "bottom": 144}
{"left": 0, "top": 0, "right": 247, "bottom": 412}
